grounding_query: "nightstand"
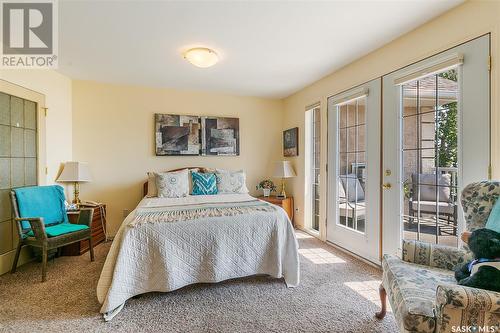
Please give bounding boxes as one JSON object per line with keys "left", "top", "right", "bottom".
{"left": 61, "top": 204, "right": 107, "bottom": 256}
{"left": 258, "top": 196, "right": 294, "bottom": 226}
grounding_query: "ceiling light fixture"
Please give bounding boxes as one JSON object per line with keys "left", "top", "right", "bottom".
{"left": 183, "top": 47, "right": 219, "bottom": 68}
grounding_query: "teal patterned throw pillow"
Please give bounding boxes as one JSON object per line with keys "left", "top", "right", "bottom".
{"left": 191, "top": 172, "right": 218, "bottom": 195}
{"left": 486, "top": 196, "right": 500, "bottom": 233}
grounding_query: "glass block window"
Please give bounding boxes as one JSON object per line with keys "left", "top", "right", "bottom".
{"left": 0, "top": 92, "right": 37, "bottom": 255}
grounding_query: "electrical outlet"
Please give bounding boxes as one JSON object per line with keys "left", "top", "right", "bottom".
{"left": 123, "top": 209, "right": 130, "bottom": 218}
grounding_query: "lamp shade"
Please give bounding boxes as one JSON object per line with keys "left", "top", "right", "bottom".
{"left": 273, "top": 161, "right": 296, "bottom": 178}
{"left": 57, "top": 162, "right": 92, "bottom": 182}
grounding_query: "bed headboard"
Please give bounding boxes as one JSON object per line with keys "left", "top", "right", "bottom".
{"left": 143, "top": 167, "right": 210, "bottom": 197}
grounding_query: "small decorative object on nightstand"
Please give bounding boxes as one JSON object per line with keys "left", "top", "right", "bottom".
{"left": 256, "top": 179, "right": 276, "bottom": 197}
{"left": 259, "top": 196, "right": 294, "bottom": 226}
{"left": 62, "top": 204, "right": 107, "bottom": 256}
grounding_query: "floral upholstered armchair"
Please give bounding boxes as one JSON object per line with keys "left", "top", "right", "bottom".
{"left": 376, "top": 181, "right": 500, "bottom": 333}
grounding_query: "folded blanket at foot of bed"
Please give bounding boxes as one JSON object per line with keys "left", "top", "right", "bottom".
{"left": 131, "top": 199, "right": 277, "bottom": 226}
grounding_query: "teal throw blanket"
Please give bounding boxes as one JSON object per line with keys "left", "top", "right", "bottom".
{"left": 14, "top": 185, "right": 69, "bottom": 229}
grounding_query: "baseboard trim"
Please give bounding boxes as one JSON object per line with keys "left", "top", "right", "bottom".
{"left": 0, "top": 246, "right": 33, "bottom": 276}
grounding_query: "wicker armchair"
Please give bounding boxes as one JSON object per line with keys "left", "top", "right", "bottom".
{"left": 10, "top": 187, "right": 95, "bottom": 282}
{"left": 377, "top": 181, "right": 500, "bottom": 333}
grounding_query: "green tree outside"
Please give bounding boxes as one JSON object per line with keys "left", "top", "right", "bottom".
{"left": 437, "top": 69, "right": 458, "bottom": 168}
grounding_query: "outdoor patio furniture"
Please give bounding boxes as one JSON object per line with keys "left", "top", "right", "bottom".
{"left": 338, "top": 174, "right": 365, "bottom": 224}
{"left": 408, "top": 173, "right": 458, "bottom": 236}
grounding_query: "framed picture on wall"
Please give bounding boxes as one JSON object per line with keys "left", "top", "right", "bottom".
{"left": 155, "top": 114, "right": 201, "bottom": 155}
{"left": 201, "top": 116, "right": 240, "bottom": 156}
{"left": 283, "top": 127, "right": 298, "bottom": 157}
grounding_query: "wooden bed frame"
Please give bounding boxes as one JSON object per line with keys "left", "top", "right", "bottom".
{"left": 143, "top": 167, "right": 210, "bottom": 197}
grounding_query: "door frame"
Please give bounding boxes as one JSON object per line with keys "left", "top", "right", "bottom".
{"left": 0, "top": 79, "right": 46, "bottom": 276}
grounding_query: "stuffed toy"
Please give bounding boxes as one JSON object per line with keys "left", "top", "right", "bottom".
{"left": 455, "top": 228, "right": 500, "bottom": 293}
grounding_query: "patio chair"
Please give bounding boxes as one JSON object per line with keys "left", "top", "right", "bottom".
{"left": 338, "top": 174, "right": 365, "bottom": 225}
{"left": 408, "top": 173, "right": 458, "bottom": 236}
{"left": 10, "top": 185, "right": 95, "bottom": 282}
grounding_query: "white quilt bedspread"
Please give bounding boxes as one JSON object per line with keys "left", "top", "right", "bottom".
{"left": 96, "top": 194, "right": 300, "bottom": 320}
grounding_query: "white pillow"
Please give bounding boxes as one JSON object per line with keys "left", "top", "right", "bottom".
{"left": 155, "top": 169, "right": 189, "bottom": 198}
{"left": 147, "top": 168, "right": 199, "bottom": 197}
{"left": 215, "top": 169, "right": 249, "bottom": 194}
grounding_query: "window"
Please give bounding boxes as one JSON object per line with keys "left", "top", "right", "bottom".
{"left": 337, "top": 97, "right": 366, "bottom": 233}
{"left": 305, "top": 106, "right": 320, "bottom": 231}
{"left": 0, "top": 92, "right": 38, "bottom": 255}
{"left": 401, "top": 69, "right": 459, "bottom": 246}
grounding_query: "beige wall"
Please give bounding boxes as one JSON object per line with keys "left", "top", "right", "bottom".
{"left": 283, "top": 0, "right": 500, "bottom": 237}
{"left": 72, "top": 80, "right": 284, "bottom": 235}
{"left": 0, "top": 70, "right": 73, "bottom": 184}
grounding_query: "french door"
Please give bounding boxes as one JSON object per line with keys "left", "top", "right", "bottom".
{"left": 382, "top": 35, "right": 490, "bottom": 256}
{"left": 325, "top": 35, "right": 490, "bottom": 263}
{"left": 326, "top": 79, "right": 381, "bottom": 264}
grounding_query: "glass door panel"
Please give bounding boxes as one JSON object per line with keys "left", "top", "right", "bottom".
{"left": 337, "top": 98, "right": 366, "bottom": 233}
{"left": 401, "top": 69, "right": 459, "bottom": 247}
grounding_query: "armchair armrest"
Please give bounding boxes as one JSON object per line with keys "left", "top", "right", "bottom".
{"left": 77, "top": 208, "right": 94, "bottom": 227}
{"left": 402, "top": 239, "right": 472, "bottom": 271}
{"left": 435, "top": 284, "right": 500, "bottom": 333}
{"left": 15, "top": 217, "right": 47, "bottom": 241}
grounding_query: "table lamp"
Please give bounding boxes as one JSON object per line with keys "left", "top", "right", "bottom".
{"left": 273, "top": 161, "right": 296, "bottom": 199}
{"left": 57, "top": 161, "right": 92, "bottom": 206}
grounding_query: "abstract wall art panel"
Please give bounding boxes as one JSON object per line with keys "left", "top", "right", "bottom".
{"left": 201, "top": 117, "right": 240, "bottom": 156}
{"left": 283, "top": 127, "right": 298, "bottom": 157}
{"left": 155, "top": 114, "right": 200, "bottom": 156}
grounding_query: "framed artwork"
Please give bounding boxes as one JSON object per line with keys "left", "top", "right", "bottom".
{"left": 201, "top": 116, "right": 240, "bottom": 156}
{"left": 283, "top": 127, "right": 298, "bottom": 157}
{"left": 155, "top": 114, "right": 200, "bottom": 156}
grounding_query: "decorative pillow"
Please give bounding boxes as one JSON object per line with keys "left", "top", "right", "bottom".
{"left": 155, "top": 169, "right": 189, "bottom": 198}
{"left": 146, "top": 172, "right": 158, "bottom": 197}
{"left": 215, "top": 169, "right": 249, "bottom": 194}
{"left": 412, "top": 173, "right": 451, "bottom": 202}
{"left": 486, "top": 197, "right": 500, "bottom": 233}
{"left": 147, "top": 168, "right": 199, "bottom": 197}
{"left": 191, "top": 172, "right": 218, "bottom": 195}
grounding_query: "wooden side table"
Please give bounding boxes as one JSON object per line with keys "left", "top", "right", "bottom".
{"left": 258, "top": 196, "right": 294, "bottom": 226}
{"left": 62, "top": 204, "right": 107, "bottom": 256}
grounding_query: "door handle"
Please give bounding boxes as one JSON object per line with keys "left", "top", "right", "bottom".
{"left": 382, "top": 183, "right": 392, "bottom": 190}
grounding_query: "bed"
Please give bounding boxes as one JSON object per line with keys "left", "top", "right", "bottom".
{"left": 96, "top": 168, "right": 300, "bottom": 321}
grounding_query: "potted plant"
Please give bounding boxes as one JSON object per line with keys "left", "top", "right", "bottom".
{"left": 256, "top": 179, "right": 276, "bottom": 197}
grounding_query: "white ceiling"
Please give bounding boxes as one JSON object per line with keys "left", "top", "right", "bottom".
{"left": 58, "top": 0, "right": 463, "bottom": 99}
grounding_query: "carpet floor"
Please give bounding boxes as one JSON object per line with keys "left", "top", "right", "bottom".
{"left": 0, "top": 231, "right": 397, "bottom": 333}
